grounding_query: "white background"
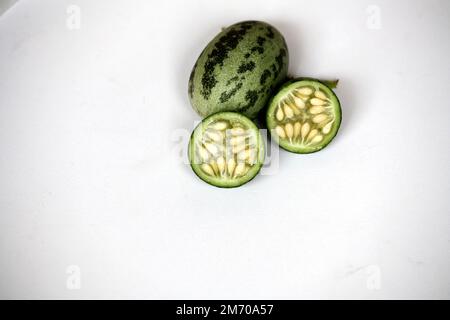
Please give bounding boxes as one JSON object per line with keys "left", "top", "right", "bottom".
{"left": 0, "top": 0, "right": 449, "bottom": 299}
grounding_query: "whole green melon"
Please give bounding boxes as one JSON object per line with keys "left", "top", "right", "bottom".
{"left": 188, "top": 21, "right": 289, "bottom": 119}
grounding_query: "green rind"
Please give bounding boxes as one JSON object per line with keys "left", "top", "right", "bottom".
{"left": 266, "top": 79, "right": 342, "bottom": 154}
{"left": 189, "top": 21, "right": 289, "bottom": 119}
{"left": 188, "top": 112, "right": 265, "bottom": 188}
{"left": 282, "top": 77, "right": 340, "bottom": 90}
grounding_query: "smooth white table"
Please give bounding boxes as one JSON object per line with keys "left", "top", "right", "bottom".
{"left": 0, "top": 0, "right": 449, "bottom": 299}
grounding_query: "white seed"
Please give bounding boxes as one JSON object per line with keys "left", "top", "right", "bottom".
{"left": 227, "top": 158, "right": 236, "bottom": 176}
{"left": 211, "top": 121, "right": 228, "bottom": 131}
{"left": 307, "top": 129, "right": 318, "bottom": 141}
{"left": 292, "top": 96, "right": 305, "bottom": 108}
{"left": 297, "top": 87, "right": 313, "bottom": 96}
{"left": 237, "top": 149, "right": 249, "bottom": 161}
{"left": 293, "top": 122, "right": 301, "bottom": 138}
{"left": 276, "top": 107, "right": 284, "bottom": 121}
{"left": 311, "top": 135, "right": 323, "bottom": 144}
{"left": 313, "top": 114, "right": 328, "bottom": 123}
{"left": 209, "top": 160, "right": 219, "bottom": 175}
{"left": 283, "top": 104, "right": 294, "bottom": 118}
{"left": 309, "top": 106, "right": 325, "bottom": 114}
{"left": 229, "top": 127, "right": 246, "bottom": 136}
{"left": 289, "top": 103, "right": 301, "bottom": 115}
{"left": 201, "top": 163, "right": 215, "bottom": 176}
{"left": 232, "top": 142, "right": 247, "bottom": 154}
{"left": 314, "top": 90, "right": 328, "bottom": 100}
{"left": 275, "top": 125, "right": 286, "bottom": 138}
{"left": 204, "top": 142, "right": 219, "bottom": 155}
{"left": 247, "top": 149, "right": 257, "bottom": 165}
{"left": 285, "top": 123, "right": 294, "bottom": 139}
{"left": 234, "top": 162, "right": 246, "bottom": 177}
{"left": 322, "top": 122, "right": 333, "bottom": 134}
{"left": 310, "top": 98, "right": 327, "bottom": 106}
{"left": 216, "top": 156, "right": 225, "bottom": 175}
{"left": 205, "top": 130, "right": 223, "bottom": 143}
{"left": 230, "top": 135, "right": 246, "bottom": 145}
{"left": 301, "top": 122, "right": 310, "bottom": 138}
{"left": 198, "top": 145, "right": 210, "bottom": 162}
{"left": 318, "top": 117, "right": 333, "bottom": 128}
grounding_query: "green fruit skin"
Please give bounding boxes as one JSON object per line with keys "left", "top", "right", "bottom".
{"left": 188, "top": 21, "right": 289, "bottom": 119}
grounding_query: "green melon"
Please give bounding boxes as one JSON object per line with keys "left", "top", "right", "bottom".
{"left": 266, "top": 78, "right": 342, "bottom": 153}
{"left": 188, "top": 21, "right": 289, "bottom": 119}
{"left": 188, "top": 112, "right": 265, "bottom": 188}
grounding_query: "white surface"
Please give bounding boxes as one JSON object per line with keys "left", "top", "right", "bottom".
{"left": 0, "top": 0, "right": 449, "bottom": 299}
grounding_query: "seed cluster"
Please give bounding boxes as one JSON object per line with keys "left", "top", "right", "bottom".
{"left": 195, "top": 120, "right": 258, "bottom": 178}
{"left": 273, "top": 86, "right": 334, "bottom": 146}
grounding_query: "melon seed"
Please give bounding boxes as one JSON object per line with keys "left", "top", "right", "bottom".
{"left": 227, "top": 158, "right": 236, "bottom": 176}
{"left": 293, "top": 122, "right": 301, "bottom": 138}
{"left": 216, "top": 156, "right": 225, "bottom": 175}
{"left": 232, "top": 142, "right": 247, "bottom": 154}
{"left": 310, "top": 98, "right": 327, "bottom": 106}
{"left": 311, "top": 135, "right": 323, "bottom": 144}
{"left": 314, "top": 90, "right": 328, "bottom": 100}
{"left": 297, "top": 87, "right": 313, "bottom": 96}
{"left": 307, "top": 129, "right": 318, "bottom": 141}
{"left": 292, "top": 95, "right": 305, "bottom": 108}
{"left": 234, "top": 162, "right": 246, "bottom": 177}
{"left": 283, "top": 105, "right": 294, "bottom": 118}
{"left": 247, "top": 149, "right": 257, "bottom": 165}
{"left": 204, "top": 142, "right": 219, "bottom": 155}
{"left": 205, "top": 130, "right": 223, "bottom": 143}
{"left": 211, "top": 121, "right": 228, "bottom": 131}
{"left": 276, "top": 107, "right": 284, "bottom": 121}
{"left": 309, "top": 106, "right": 325, "bottom": 114}
{"left": 237, "top": 149, "right": 250, "bottom": 161}
{"left": 229, "top": 127, "right": 246, "bottom": 136}
{"left": 210, "top": 160, "right": 219, "bottom": 175}
{"left": 201, "top": 163, "right": 215, "bottom": 176}
{"left": 285, "top": 123, "right": 294, "bottom": 139}
{"left": 313, "top": 114, "right": 328, "bottom": 123}
{"left": 275, "top": 126, "right": 286, "bottom": 138}
{"left": 322, "top": 122, "right": 333, "bottom": 134}
{"left": 198, "top": 145, "right": 210, "bottom": 162}
{"left": 230, "top": 135, "right": 246, "bottom": 145}
{"left": 301, "top": 122, "right": 310, "bottom": 138}
{"left": 289, "top": 103, "right": 301, "bottom": 115}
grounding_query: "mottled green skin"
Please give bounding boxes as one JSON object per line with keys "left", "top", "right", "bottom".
{"left": 189, "top": 21, "right": 289, "bottom": 119}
